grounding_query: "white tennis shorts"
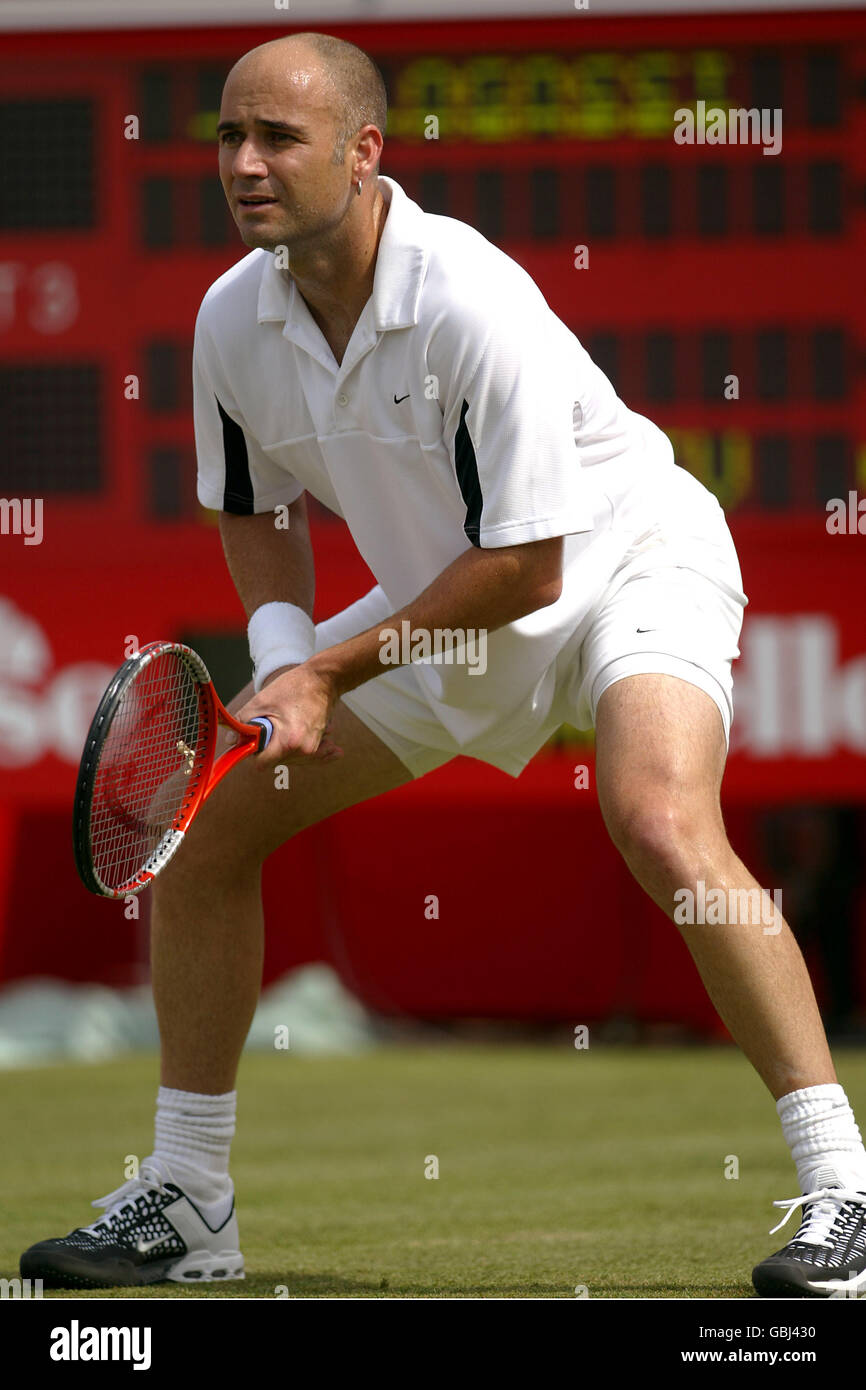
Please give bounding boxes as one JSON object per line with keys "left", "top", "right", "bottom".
{"left": 314, "top": 467, "right": 748, "bottom": 780}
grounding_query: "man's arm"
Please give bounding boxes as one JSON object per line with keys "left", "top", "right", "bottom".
{"left": 238, "top": 532, "right": 564, "bottom": 766}
{"left": 307, "top": 534, "right": 562, "bottom": 698}
{"left": 218, "top": 496, "right": 314, "bottom": 620}
{"left": 220, "top": 497, "right": 342, "bottom": 764}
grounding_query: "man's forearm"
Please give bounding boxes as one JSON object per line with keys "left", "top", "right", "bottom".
{"left": 307, "top": 536, "right": 563, "bottom": 700}
{"left": 236, "top": 533, "right": 563, "bottom": 766}
{"left": 218, "top": 498, "right": 315, "bottom": 620}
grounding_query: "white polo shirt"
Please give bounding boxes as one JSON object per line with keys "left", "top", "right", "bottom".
{"left": 194, "top": 175, "right": 681, "bottom": 749}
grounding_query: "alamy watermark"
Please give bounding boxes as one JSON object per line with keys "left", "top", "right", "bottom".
{"left": 0, "top": 497, "right": 43, "bottom": 545}
{"left": 378, "top": 621, "right": 487, "bottom": 675}
{"left": 1, "top": 1276, "right": 43, "bottom": 1298}
{"left": 826, "top": 492, "right": 865, "bottom": 535}
{"left": 674, "top": 880, "right": 782, "bottom": 935}
{"left": 674, "top": 103, "right": 782, "bottom": 157}
{"left": 49, "top": 1321, "right": 151, "bottom": 1370}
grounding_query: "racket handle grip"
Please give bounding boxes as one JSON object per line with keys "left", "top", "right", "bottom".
{"left": 250, "top": 716, "right": 274, "bottom": 752}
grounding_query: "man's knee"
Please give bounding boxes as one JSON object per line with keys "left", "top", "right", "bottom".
{"left": 151, "top": 779, "right": 298, "bottom": 906}
{"left": 151, "top": 822, "right": 269, "bottom": 909}
{"left": 602, "top": 789, "right": 723, "bottom": 880}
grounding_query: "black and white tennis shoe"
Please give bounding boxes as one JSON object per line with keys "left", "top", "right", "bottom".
{"left": 20, "top": 1157, "right": 244, "bottom": 1288}
{"left": 752, "top": 1180, "right": 866, "bottom": 1298}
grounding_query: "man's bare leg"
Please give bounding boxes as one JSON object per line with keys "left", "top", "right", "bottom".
{"left": 593, "top": 673, "right": 834, "bottom": 1100}
{"left": 151, "top": 685, "right": 414, "bottom": 1095}
{"left": 17, "top": 689, "right": 416, "bottom": 1287}
{"left": 594, "top": 673, "right": 866, "bottom": 1296}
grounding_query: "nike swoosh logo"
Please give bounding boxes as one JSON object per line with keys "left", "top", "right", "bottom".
{"left": 393, "top": 392, "right": 410, "bottom": 403}
{"left": 636, "top": 628, "right": 657, "bottom": 634}
{"left": 136, "top": 1234, "right": 170, "bottom": 1254}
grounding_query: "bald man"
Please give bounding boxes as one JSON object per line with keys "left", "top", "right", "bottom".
{"left": 21, "top": 32, "right": 866, "bottom": 1299}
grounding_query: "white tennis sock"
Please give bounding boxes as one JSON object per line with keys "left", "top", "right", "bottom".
{"left": 151, "top": 1086, "right": 236, "bottom": 1219}
{"left": 778, "top": 1083, "right": 866, "bottom": 1195}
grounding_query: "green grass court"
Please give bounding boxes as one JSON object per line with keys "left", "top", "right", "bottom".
{"left": 3, "top": 1045, "right": 865, "bottom": 1299}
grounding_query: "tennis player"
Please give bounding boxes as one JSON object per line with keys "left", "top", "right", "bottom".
{"left": 22, "top": 31, "right": 866, "bottom": 1298}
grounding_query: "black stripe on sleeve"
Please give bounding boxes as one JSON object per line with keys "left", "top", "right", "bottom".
{"left": 454, "top": 398, "right": 483, "bottom": 546}
{"left": 217, "top": 396, "right": 255, "bottom": 515}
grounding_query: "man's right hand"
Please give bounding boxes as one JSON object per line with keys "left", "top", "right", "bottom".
{"left": 238, "top": 662, "right": 344, "bottom": 768}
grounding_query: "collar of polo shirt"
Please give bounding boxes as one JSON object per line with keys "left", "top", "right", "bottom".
{"left": 255, "top": 177, "right": 427, "bottom": 342}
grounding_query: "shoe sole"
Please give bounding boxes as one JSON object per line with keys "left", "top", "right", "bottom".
{"left": 753, "top": 1261, "right": 866, "bottom": 1298}
{"left": 21, "top": 1246, "right": 244, "bottom": 1289}
{"left": 167, "top": 1250, "right": 245, "bottom": 1284}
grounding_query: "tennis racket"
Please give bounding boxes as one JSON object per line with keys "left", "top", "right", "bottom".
{"left": 73, "top": 641, "right": 272, "bottom": 898}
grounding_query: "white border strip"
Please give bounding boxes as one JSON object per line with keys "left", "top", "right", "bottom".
{"left": 0, "top": 0, "right": 862, "bottom": 35}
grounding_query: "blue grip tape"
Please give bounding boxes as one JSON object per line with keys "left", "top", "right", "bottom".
{"left": 250, "top": 716, "right": 273, "bottom": 751}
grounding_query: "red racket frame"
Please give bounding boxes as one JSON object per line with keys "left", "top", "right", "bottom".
{"left": 73, "top": 641, "right": 272, "bottom": 898}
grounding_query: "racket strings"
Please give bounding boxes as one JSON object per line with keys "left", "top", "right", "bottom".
{"left": 89, "top": 652, "right": 209, "bottom": 891}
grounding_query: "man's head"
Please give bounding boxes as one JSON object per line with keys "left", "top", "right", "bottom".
{"left": 218, "top": 32, "right": 387, "bottom": 253}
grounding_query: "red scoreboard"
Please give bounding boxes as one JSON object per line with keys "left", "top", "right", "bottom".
{"left": 2, "top": 10, "right": 864, "bottom": 528}
{"left": 1, "top": 9, "right": 865, "bottom": 804}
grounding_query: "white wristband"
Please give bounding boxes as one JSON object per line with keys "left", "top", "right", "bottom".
{"left": 248, "top": 602, "right": 316, "bottom": 692}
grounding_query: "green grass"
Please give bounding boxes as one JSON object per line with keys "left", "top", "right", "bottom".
{"left": 2, "top": 1044, "right": 864, "bottom": 1299}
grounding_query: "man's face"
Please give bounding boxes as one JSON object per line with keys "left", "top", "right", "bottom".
{"left": 217, "top": 47, "right": 351, "bottom": 253}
